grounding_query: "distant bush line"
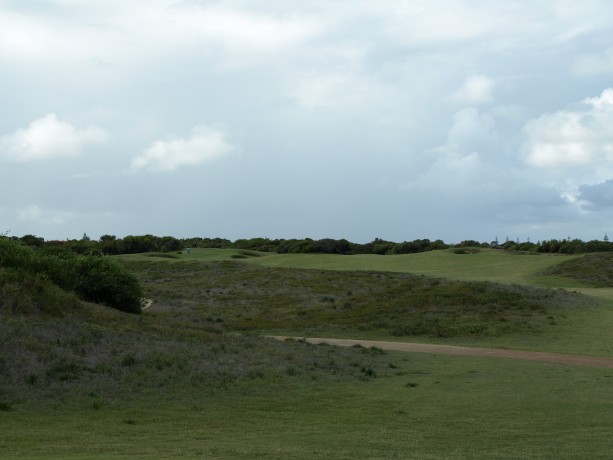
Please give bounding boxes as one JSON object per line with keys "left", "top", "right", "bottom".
{"left": 11, "top": 234, "right": 613, "bottom": 256}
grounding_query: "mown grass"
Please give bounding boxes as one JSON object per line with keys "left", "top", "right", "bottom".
{"left": 241, "top": 248, "right": 580, "bottom": 285}
{"left": 2, "top": 352, "right": 613, "bottom": 459}
{"left": 153, "top": 247, "right": 591, "bottom": 287}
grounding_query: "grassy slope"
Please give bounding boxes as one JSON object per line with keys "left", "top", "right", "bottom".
{"left": 134, "top": 248, "right": 613, "bottom": 355}
{"left": 122, "top": 258, "right": 604, "bottom": 352}
{"left": 4, "top": 247, "right": 613, "bottom": 458}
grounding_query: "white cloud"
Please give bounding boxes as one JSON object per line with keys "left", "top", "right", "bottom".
{"left": 453, "top": 75, "right": 495, "bottom": 105}
{"left": 0, "top": 2, "right": 321, "bottom": 69}
{"left": 523, "top": 88, "right": 613, "bottom": 177}
{"left": 0, "top": 114, "right": 108, "bottom": 161}
{"left": 584, "top": 88, "right": 613, "bottom": 111}
{"left": 170, "top": 5, "right": 320, "bottom": 53}
{"left": 132, "top": 126, "right": 235, "bottom": 173}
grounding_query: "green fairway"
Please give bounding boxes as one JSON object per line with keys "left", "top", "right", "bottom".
{"left": 2, "top": 351, "right": 613, "bottom": 459}
{"left": 161, "top": 247, "right": 582, "bottom": 286}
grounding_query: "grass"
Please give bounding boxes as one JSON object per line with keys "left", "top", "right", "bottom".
{"left": 120, "top": 258, "right": 594, "bottom": 342}
{"left": 540, "top": 253, "right": 613, "bottom": 287}
{"left": 2, "top": 352, "right": 613, "bottom": 459}
{"left": 243, "top": 248, "right": 581, "bottom": 285}
{"left": 147, "top": 247, "right": 592, "bottom": 287}
{"left": 4, "top": 246, "right": 613, "bottom": 458}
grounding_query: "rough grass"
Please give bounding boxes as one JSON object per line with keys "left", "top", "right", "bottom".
{"left": 121, "top": 259, "right": 591, "bottom": 339}
{"left": 540, "top": 253, "right": 613, "bottom": 287}
{"left": 0, "top": 301, "right": 391, "bottom": 410}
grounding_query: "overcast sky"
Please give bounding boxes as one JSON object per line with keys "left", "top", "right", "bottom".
{"left": 2, "top": 0, "right": 613, "bottom": 243}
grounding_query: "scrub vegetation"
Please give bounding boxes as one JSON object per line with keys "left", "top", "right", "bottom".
{"left": 123, "top": 258, "right": 589, "bottom": 339}
{"left": 0, "top": 238, "right": 142, "bottom": 314}
{"left": 540, "top": 252, "right": 613, "bottom": 287}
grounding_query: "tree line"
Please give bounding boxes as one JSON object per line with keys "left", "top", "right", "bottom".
{"left": 10, "top": 233, "right": 613, "bottom": 255}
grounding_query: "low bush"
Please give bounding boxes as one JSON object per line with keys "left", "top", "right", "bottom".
{"left": 75, "top": 255, "right": 142, "bottom": 314}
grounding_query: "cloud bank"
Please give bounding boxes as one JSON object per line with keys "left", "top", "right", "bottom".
{"left": 523, "top": 88, "right": 613, "bottom": 186}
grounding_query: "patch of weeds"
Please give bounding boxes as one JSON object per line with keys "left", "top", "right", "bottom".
{"left": 148, "top": 353, "right": 173, "bottom": 371}
{"left": 360, "top": 367, "right": 377, "bottom": 378}
{"left": 121, "top": 354, "right": 137, "bottom": 367}
{"left": 286, "top": 366, "right": 298, "bottom": 376}
{"left": 405, "top": 382, "right": 419, "bottom": 388}
{"left": 248, "top": 370, "right": 265, "bottom": 380}
{"left": 367, "top": 347, "right": 385, "bottom": 356}
{"left": 46, "top": 358, "right": 83, "bottom": 381}
{"left": 92, "top": 400, "right": 104, "bottom": 410}
{"left": 0, "top": 401, "right": 12, "bottom": 411}
{"left": 93, "top": 362, "right": 112, "bottom": 374}
{"left": 25, "top": 374, "right": 38, "bottom": 385}
{"left": 123, "top": 418, "right": 136, "bottom": 425}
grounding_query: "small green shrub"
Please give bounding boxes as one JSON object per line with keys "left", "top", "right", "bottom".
{"left": 75, "top": 255, "right": 142, "bottom": 314}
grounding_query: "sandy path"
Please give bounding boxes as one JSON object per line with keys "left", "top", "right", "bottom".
{"left": 269, "top": 336, "right": 613, "bottom": 368}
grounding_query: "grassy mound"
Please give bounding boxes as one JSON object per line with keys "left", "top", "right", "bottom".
{"left": 124, "top": 259, "right": 590, "bottom": 338}
{"left": 541, "top": 253, "right": 613, "bottom": 287}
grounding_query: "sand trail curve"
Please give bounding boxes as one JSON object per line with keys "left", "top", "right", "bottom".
{"left": 269, "top": 336, "right": 613, "bottom": 368}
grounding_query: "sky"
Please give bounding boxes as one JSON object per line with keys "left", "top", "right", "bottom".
{"left": 2, "top": 0, "right": 613, "bottom": 244}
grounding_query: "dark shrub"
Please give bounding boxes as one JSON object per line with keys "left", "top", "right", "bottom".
{"left": 75, "top": 255, "right": 142, "bottom": 314}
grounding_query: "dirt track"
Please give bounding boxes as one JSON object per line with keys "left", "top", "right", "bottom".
{"left": 270, "top": 336, "right": 613, "bottom": 368}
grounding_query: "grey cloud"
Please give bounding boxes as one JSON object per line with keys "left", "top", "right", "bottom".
{"left": 578, "top": 180, "right": 613, "bottom": 210}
